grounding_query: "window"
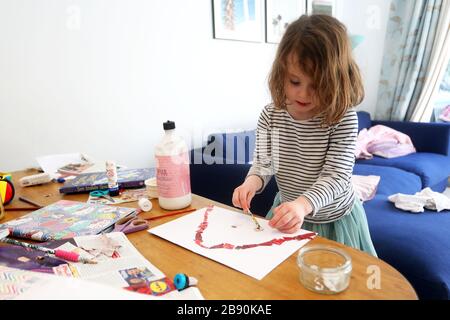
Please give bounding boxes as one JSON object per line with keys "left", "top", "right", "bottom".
{"left": 432, "top": 59, "right": 450, "bottom": 122}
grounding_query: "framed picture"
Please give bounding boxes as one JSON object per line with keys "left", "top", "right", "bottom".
{"left": 307, "top": 0, "right": 338, "bottom": 17}
{"left": 265, "top": 0, "right": 307, "bottom": 44}
{"left": 212, "top": 0, "right": 264, "bottom": 42}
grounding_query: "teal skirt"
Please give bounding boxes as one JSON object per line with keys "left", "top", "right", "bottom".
{"left": 267, "top": 193, "right": 378, "bottom": 257}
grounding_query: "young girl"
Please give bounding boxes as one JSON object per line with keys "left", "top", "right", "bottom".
{"left": 232, "top": 15, "right": 377, "bottom": 256}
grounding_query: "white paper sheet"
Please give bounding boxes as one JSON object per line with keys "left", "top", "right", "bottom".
{"left": 36, "top": 153, "right": 92, "bottom": 177}
{"left": 149, "top": 206, "right": 316, "bottom": 280}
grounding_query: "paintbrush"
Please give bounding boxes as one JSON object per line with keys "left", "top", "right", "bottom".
{"left": 245, "top": 209, "right": 264, "bottom": 231}
{"left": 141, "top": 208, "right": 197, "bottom": 221}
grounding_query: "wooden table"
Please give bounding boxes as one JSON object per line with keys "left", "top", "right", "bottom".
{"left": 2, "top": 169, "right": 418, "bottom": 300}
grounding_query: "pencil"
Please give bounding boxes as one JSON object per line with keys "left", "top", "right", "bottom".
{"left": 5, "top": 207, "right": 41, "bottom": 211}
{"left": 0, "top": 199, "right": 4, "bottom": 220}
{"left": 18, "top": 196, "right": 43, "bottom": 208}
{"left": 0, "top": 237, "right": 96, "bottom": 264}
{"left": 143, "top": 208, "right": 197, "bottom": 221}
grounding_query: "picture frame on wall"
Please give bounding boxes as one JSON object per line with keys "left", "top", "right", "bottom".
{"left": 265, "top": 0, "right": 307, "bottom": 44}
{"left": 307, "top": 0, "right": 338, "bottom": 17}
{"left": 212, "top": 0, "right": 264, "bottom": 42}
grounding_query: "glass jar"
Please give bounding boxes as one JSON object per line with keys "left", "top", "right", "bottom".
{"left": 297, "top": 245, "right": 352, "bottom": 294}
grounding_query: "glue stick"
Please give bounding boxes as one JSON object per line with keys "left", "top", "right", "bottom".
{"left": 138, "top": 198, "right": 152, "bottom": 212}
{"left": 106, "top": 161, "right": 119, "bottom": 196}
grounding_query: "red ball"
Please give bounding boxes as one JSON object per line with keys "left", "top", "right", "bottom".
{"left": 0, "top": 179, "right": 14, "bottom": 205}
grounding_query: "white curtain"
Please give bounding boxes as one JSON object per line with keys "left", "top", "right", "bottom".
{"left": 411, "top": 0, "right": 450, "bottom": 122}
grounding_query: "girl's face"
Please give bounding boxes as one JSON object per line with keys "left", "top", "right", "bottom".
{"left": 284, "top": 60, "right": 319, "bottom": 121}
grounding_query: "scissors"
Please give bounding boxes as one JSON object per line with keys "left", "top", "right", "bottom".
{"left": 90, "top": 190, "right": 115, "bottom": 203}
{"left": 113, "top": 214, "right": 149, "bottom": 234}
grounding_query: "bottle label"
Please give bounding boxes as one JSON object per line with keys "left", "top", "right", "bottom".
{"left": 156, "top": 152, "right": 191, "bottom": 198}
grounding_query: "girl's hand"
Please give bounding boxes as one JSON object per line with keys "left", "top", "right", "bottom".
{"left": 232, "top": 176, "right": 262, "bottom": 211}
{"left": 269, "top": 197, "right": 313, "bottom": 234}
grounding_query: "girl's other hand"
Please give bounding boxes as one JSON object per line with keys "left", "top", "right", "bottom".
{"left": 232, "top": 176, "right": 262, "bottom": 211}
{"left": 269, "top": 197, "right": 312, "bottom": 234}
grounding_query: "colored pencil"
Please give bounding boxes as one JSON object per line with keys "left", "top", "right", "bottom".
{"left": 0, "top": 199, "right": 4, "bottom": 220}
{"left": 0, "top": 237, "right": 96, "bottom": 264}
{"left": 143, "top": 208, "right": 197, "bottom": 221}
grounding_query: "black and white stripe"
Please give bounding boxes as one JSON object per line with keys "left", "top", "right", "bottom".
{"left": 248, "top": 104, "right": 358, "bottom": 223}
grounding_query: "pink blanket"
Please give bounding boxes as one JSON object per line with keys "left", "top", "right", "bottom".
{"left": 352, "top": 175, "right": 380, "bottom": 202}
{"left": 355, "top": 125, "right": 416, "bottom": 159}
{"left": 439, "top": 105, "right": 450, "bottom": 122}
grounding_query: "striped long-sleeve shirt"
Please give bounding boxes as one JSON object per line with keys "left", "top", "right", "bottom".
{"left": 247, "top": 104, "right": 358, "bottom": 223}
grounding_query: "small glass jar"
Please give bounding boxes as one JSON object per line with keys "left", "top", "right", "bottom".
{"left": 297, "top": 245, "right": 352, "bottom": 294}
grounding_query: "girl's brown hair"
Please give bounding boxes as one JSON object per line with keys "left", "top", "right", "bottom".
{"left": 268, "top": 14, "right": 364, "bottom": 125}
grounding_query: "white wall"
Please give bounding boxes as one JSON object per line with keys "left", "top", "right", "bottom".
{"left": 340, "top": 0, "right": 391, "bottom": 115}
{"left": 0, "top": 0, "right": 390, "bottom": 172}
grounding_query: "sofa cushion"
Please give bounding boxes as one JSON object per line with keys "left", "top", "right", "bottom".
{"left": 364, "top": 195, "right": 450, "bottom": 299}
{"left": 357, "top": 111, "right": 372, "bottom": 132}
{"left": 357, "top": 153, "right": 450, "bottom": 192}
{"left": 353, "top": 164, "right": 422, "bottom": 196}
{"left": 190, "top": 151, "right": 278, "bottom": 216}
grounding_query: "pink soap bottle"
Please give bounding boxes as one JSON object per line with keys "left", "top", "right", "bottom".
{"left": 155, "top": 121, "right": 192, "bottom": 210}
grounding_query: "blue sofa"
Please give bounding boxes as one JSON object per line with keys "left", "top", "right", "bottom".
{"left": 190, "top": 111, "right": 450, "bottom": 300}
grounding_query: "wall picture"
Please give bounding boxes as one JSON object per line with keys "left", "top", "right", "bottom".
{"left": 307, "top": 0, "right": 337, "bottom": 17}
{"left": 212, "top": 0, "right": 264, "bottom": 42}
{"left": 265, "top": 0, "right": 306, "bottom": 44}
